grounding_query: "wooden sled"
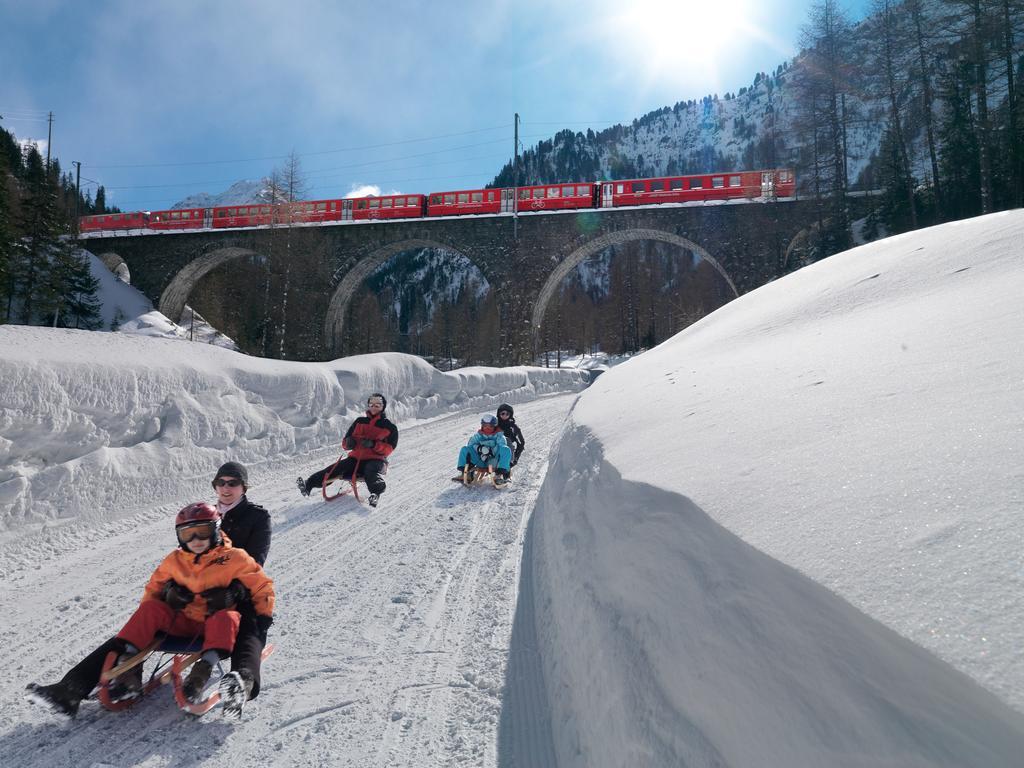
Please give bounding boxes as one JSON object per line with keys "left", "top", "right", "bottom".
{"left": 98, "top": 635, "right": 275, "bottom": 715}
{"left": 456, "top": 465, "right": 509, "bottom": 489}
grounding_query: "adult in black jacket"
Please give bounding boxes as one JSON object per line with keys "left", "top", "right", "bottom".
{"left": 207, "top": 461, "right": 272, "bottom": 703}
{"left": 496, "top": 403, "right": 525, "bottom": 470}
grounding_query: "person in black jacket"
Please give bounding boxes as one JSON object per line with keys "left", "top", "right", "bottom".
{"left": 496, "top": 403, "right": 525, "bottom": 472}
{"left": 206, "top": 461, "right": 272, "bottom": 707}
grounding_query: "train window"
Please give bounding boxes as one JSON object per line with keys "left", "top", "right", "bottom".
{"left": 562, "top": 186, "right": 575, "bottom": 197}
{"left": 382, "top": 199, "right": 393, "bottom": 208}
{"left": 369, "top": 199, "right": 380, "bottom": 208}
{"left": 578, "top": 185, "right": 591, "bottom": 196}
{"left": 533, "top": 189, "right": 545, "bottom": 199}
{"left": 456, "top": 193, "right": 468, "bottom": 203}
{"left": 729, "top": 175, "right": 741, "bottom": 187}
{"left": 487, "top": 191, "right": 495, "bottom": 201}
{"left": 317, "top": 202, "right": 326, "bottom": 211}
{"left": 171, "top": 212, "right": 180, "bottom": 219}
{"left": 519, "top": 189, "right": 530, "bottom": 200}
{"left": 650, "top": 180, "right": 665, "bottom": 191}
{"left": 632, "top": 182, "right": 645, "bottom": 193}
{"left": 230, "top": 208, "right": 239, "bottom": 215}
{"left": 616, "top": 184, "right": 624, "bottom": 194}
{"left": 713, "top": 177, "right": 724, "bottom": 188}
{"left": 690, "top": 179, "right": 702, "bottom": 189}
{"left": 263, "top": 206, "right": 271, "bottom": 214}
{"left": 472, "top": 192, "right": 483, "bottom": 203}
{"left": 670, "top": 179, "right": 683, "bottom": 190}
{"left": 444, "top": 194, "right": 455, "bottom": 205}
{"left": 356, "top": 200, "right": 366, "bottom": 209}
{"left": 547, "top": 188, "right": 560, "bottom": 198}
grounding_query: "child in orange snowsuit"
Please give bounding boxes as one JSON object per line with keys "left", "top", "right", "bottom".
{"left": 26, "top": 502, "right": 274, "bottom": 718}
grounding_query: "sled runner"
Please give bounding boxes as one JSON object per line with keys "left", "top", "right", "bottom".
{"left": 321, "top": 455, "right": 364, "bottom": 502}
{"left": 98, "top": 635, "right": 274, "bottom": 715}
{"left": 454, "top": 465, "right": 510, "bottom": 489}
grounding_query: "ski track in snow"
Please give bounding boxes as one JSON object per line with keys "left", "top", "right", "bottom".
{"left": 0, "top": 394, "right": 577, "bottom": 768}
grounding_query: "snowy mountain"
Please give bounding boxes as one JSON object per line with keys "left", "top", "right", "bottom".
{"left": 172, "top": 179, "right": 273, "bottom": 210}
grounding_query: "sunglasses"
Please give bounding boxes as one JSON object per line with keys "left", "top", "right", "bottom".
{"left": 177, "top": 522, "right": 216, "bottom": 543}
{"left": 212, "top": 478, "right": 242, "bottom": 488}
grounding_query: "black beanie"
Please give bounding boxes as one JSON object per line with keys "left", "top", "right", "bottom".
{"left": 214, "top": 461, "right": 248, "bottom": 487}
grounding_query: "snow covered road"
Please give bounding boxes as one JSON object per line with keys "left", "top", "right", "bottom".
{"left": 0, "top": 394, "right": 576, "bottom": 768}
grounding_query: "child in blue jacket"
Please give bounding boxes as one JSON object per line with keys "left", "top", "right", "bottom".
{"left": 454, "top": 415, "right": 513, "bottom": 485}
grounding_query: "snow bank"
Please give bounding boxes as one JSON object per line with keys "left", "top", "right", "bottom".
{"left": 533, "top": 422, "right": 1024, "bottom": 767}
{"left": 530, "top": 210, "right": 1024, "bottom": 765}
{"left": 0, "top": 329, "right": 587, "bottom": 532}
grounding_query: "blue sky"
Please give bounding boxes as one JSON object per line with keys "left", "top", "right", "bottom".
{"left": 1, "top": 0, "right": 870, "bottom": 212}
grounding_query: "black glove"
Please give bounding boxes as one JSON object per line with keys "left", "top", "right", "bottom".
{"left": 342, "top": 437, "right": 355, "bottom": 451}
{"left": 201, "top": 579, "right": 250, "bottom": 613}
{"left": 510, "top": 458, "right": 518, "bottom": 467}
{"left": 256, "top": 614, "right": 273, "bottom": 645}
{"left": 360, "top": 438, "right": 375, "bottom": 448}
{"left": 162, "top": 580, "right": 194, "bottom": 611}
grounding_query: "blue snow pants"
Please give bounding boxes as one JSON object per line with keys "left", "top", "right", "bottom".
{"left": 457, "top": 444, "right": 512, "bottom": 472}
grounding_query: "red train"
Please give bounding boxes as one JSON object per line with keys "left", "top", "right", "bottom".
{"left": 78, "top": 169, "right": 795, "bottom": 235}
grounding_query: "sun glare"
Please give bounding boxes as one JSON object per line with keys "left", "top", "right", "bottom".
{"left": 605, "top": 0, "right": 761, "bottom": 93}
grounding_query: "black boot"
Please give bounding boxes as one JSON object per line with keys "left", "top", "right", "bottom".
{"left": 183, "top": 659, "right": 213, "bottom": 702}
{"left": 106, "top": 651, "right": 144, "bottom": 702}
{"left": 25, "top": 681, "right": 82, "bottom": 718}
{"left": 219, "top": 669, "right": 254, "bottom": 718}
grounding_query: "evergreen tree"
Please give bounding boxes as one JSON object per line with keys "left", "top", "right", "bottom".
{"left": 16, "top": 146, "right": 59, "bottom": 323}
{"left": 0, "top": 135, "right": 15, "bottom": 323}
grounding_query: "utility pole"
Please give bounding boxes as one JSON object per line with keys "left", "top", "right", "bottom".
{"left": 513, "top": 112, "right": 519, "bottom": 240}
{"left": 72, "top": 161, "right": 81, "bottom": 231}
{"left": 46, "top": 111, "right": 54, "bottom": 171}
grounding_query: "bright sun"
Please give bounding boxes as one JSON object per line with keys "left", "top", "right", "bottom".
{"left": 605, "top": 0, "right": 761, "bottom": 92}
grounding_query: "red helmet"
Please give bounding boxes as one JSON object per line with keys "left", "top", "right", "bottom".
{"left": 175, "top": 502, "right": 220, "bottom": 527}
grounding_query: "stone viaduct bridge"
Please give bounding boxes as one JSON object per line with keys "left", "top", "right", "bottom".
{"left": 80, "top": 199, "right": 832, "bottom": 363}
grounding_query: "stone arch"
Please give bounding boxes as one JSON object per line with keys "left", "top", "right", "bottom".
{"left": 324, "top": 238, "right": 494, "bottom": 355}
{"left": 530, "top": 228, "right": 740, "bottom": 334}
{"left": 97, "top": 252, "right": 130, "bottom": 284}
{"left": 783, "top": 224, "right": 818, "bottom": 271}
{"left": 158, "top": 246, "right": 262, "bottom": 322}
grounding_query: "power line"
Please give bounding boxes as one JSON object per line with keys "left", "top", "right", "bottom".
{"left": 97, "top": 142, "right": 514, "bottom": 191}
{"left": 87, "top": 124, "right": 509, "bottom": 169}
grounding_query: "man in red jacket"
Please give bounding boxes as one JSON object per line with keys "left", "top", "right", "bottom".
{"left": 297, "top": 392, "right": 399, "bottom": 507}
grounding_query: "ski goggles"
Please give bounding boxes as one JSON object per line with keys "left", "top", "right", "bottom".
{"left": 212, "top": 478, "right": 243, "bottom": 488}
{"left": 176, "top": 522, "right": 217, "bottom": 543}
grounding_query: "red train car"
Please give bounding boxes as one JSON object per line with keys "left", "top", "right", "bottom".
{"left": 149, "top": 207, "right": 209, "bottom": 230}
{"left": 599, "top": 169, "right": 794, "bottom": 207}
{"left": 426, "top": 188, "right": 509, "bottom": 217}
{"left": 343, "top": 194, "right": 425, "bottom": 221}
{"left": 79, "top": 211, "right": 149, "bottom": 233}
{"left": 516, "top": 182, "right": 598, "bottom": 212}
{"left": 212, "top": 204, "right": 275, "bottom": 228}
{"left": 283, "top": 199, "right": 345, "bottom": 224}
